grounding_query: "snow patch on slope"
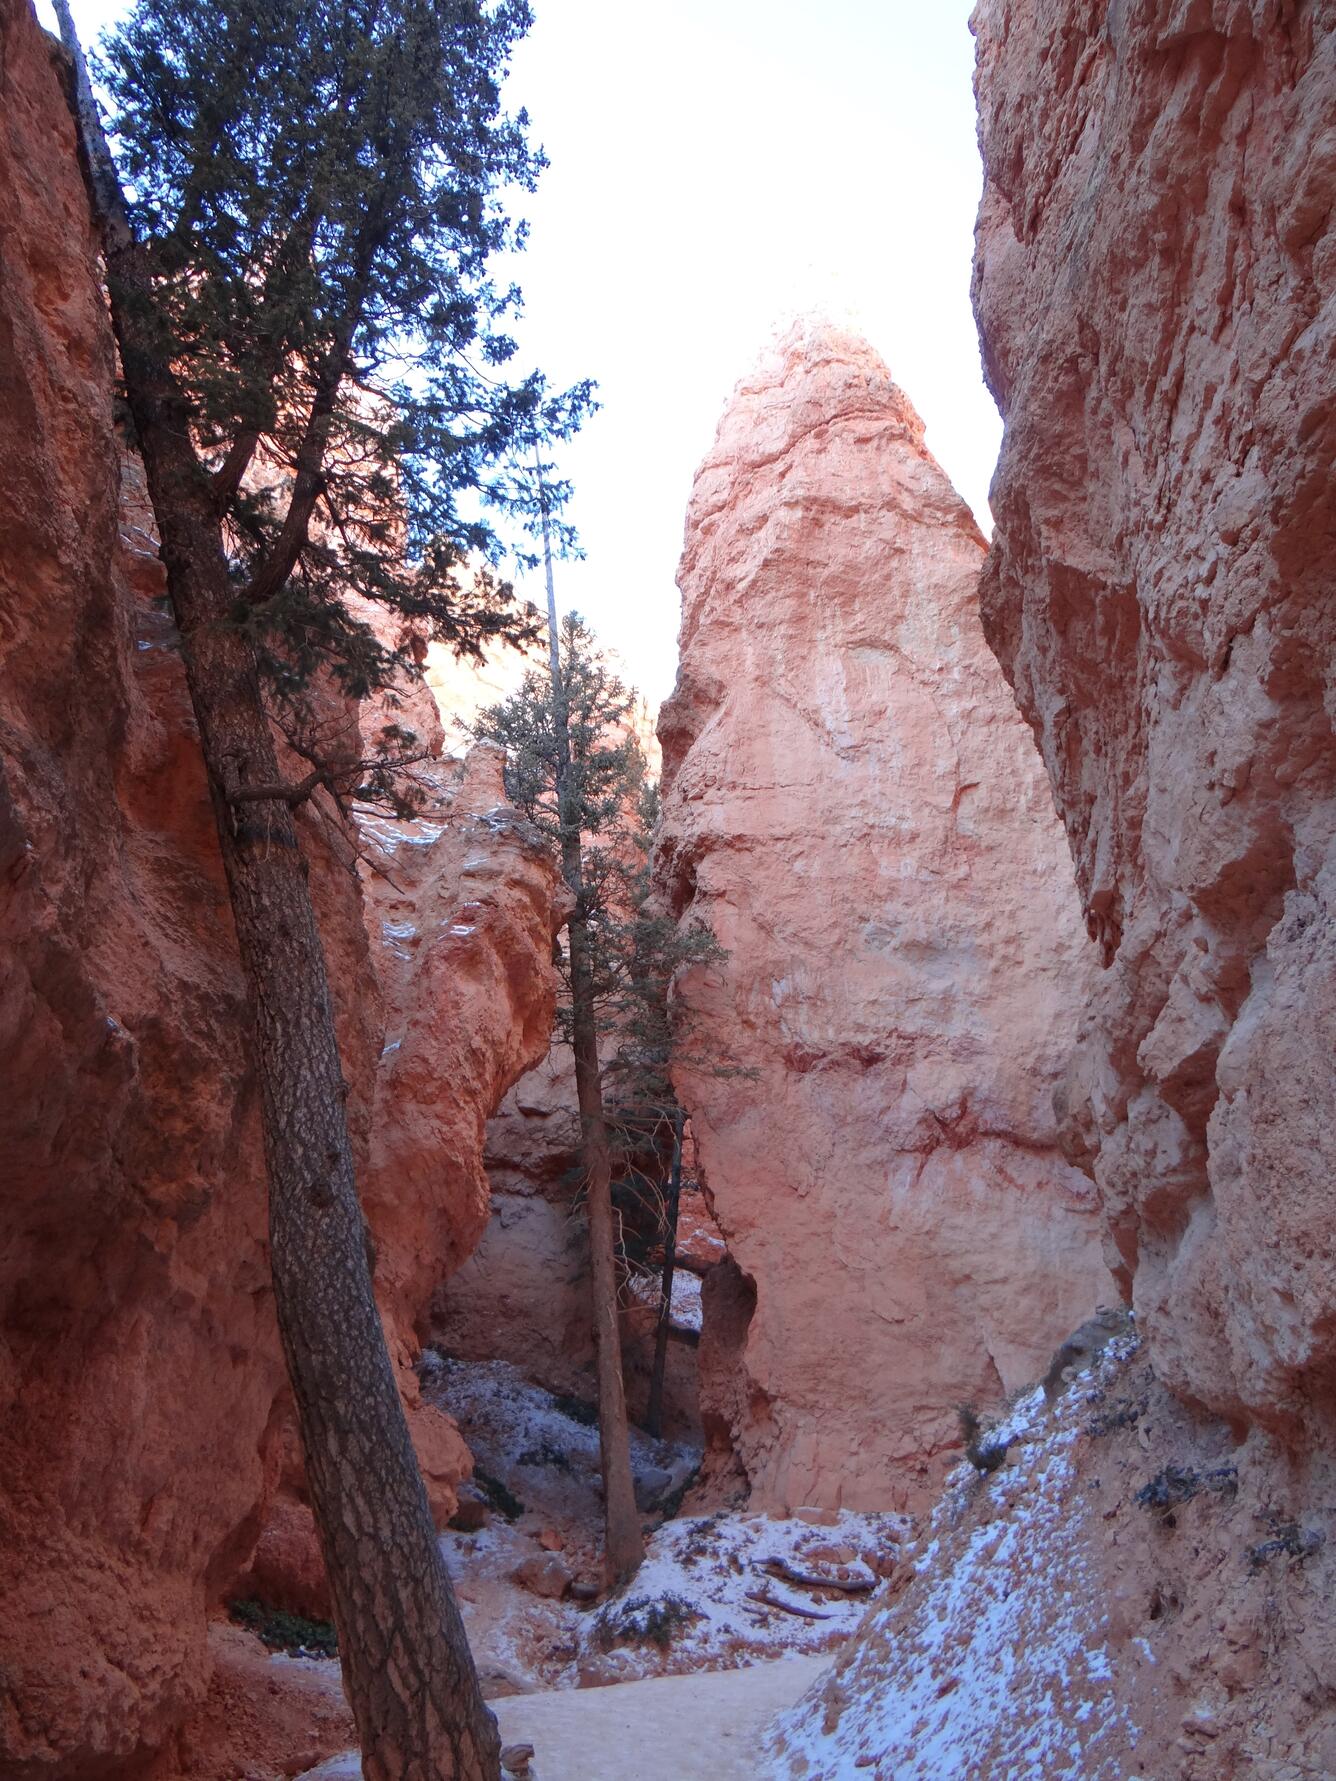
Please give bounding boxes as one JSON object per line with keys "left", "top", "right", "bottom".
{"left": 425, "top": 1356, "right": 910, "bottom": 1694}
{"left": 767, "top": 1342, "right": 1140, "bottom": 1779}
{"left": 583, "top": 1505, "right": 907, "bottom": 1683}
{"left": 627, "top": 1265, "right": 704, "bottom": 1334}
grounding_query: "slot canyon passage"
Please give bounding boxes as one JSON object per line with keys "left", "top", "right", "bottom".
{"left": 1, "top": 0, "right": 1334, "bottom": 1778}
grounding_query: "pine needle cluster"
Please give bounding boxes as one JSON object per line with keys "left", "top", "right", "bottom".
{"left": 470, "top": 613, "right": 727, "bottom": 1166}
{"left": 97, "top": 0, "right": 594, "bottom": 704}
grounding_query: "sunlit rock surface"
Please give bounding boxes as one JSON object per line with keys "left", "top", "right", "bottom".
{"left": 655, "top": 319, "right": 1112, "bottom": 1513}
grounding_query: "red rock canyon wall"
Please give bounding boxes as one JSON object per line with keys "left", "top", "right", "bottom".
{"left": 973, "top": 0, "right": 1336, "bottom": 1443}
{"left": 771, "top": 11, "right": 1336, "bottom": 1775}
{"left": 655, "top": 320, "right": 1114, "bottom": 1513}
{"left": 0, "top": 4, "right": 562, "bottom": 1771}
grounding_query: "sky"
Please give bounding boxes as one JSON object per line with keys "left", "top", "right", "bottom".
{"left": 44, "top": 0, "right": 998, "bottom": 707}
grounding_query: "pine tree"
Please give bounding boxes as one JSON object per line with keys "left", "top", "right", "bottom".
{"left": 597, "top": 776, "right": 728, "bottom": 1442}
{"left": 473, "top": 610, "right": 722, "bottom": 1578}
{"left": 474, "top": 609, "right": 645, "bottom": 1582}
{"left": 54, "top": 3, "right": 591, "bottom": 1774}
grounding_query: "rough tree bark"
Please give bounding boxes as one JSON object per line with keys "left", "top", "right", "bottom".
{"left": 55, "top": 12, "right": 500, "bottom": 1776}
{"left": 537, "top": 472, "right": 644, "bottom": 1586}
{"left": 566, "top": 880, "right": 645, "bottom": 1585}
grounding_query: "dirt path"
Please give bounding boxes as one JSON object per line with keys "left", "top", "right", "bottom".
{"left": 494, "top": 1655, "right": 828, "bottom": 1778}
{"left": 298, "top": 1655, "right": 828, "bottom": 1780}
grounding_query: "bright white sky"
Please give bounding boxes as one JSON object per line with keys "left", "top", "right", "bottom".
{"left": 46, "top": 0, "right": 997, "bottom": 707}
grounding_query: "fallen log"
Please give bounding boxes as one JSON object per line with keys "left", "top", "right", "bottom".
{"left": 761, "top": 1557, "right": 877, "bottom": 1596}
{"left": 745, "top": 1587, "right": 834, "bottom": 1622}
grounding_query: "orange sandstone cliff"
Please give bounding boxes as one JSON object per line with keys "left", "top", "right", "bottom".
{"left": 974, "top": 0, "right": 1336, "bottom": 1451}
{"left": 654, "top": 319, "right": 1114, "bottom": 1513}
{"left": 0, "top": 3, "right": 562, "bottom": 1773}
{"left": 769, "top": 9, "right": 1336, "bottom": 1775}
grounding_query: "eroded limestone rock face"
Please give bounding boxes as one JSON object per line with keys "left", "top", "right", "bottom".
{"left": 654, "top": 319, "right": 1113, "bottom": 1513}
{"left": 0, "top": 3, "right": 562, "bottom": 1769}
{"left": 436, "top": 1050, "right": 597, "bottom": 1397}
{"left": 973, "top": 0, "right": 1336, "bottom": 1439}
{"left": 435, "top": 1054, "right": 715, "bottom": 1443}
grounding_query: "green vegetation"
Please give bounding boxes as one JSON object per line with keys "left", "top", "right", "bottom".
{"left": 473, "top": 611, "right": 726, "bottom": 1568}
{"left": 56, "top": 0, "right": 590, "bottom": 1764}
{"left": 228, "top": 1596, "right": 338, "bottom": 1659}
{"left": 551, "top": 1392, "right": 600, "bottom": 1429}
{"left": 472, "top": 1466, "right": 527, "bottom": 1522}
{"left": 593, "top": 1591, "right": 699, "bottom": 1653}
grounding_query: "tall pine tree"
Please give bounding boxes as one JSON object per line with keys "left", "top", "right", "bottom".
{"left": 477, "top": 609, "right": 646, "bottom": 1583}
{"left": 473, "top": 609, "right": 723, "bottom": 1579}
{"left": 55, "top": 3, "right": 591, "bottom": 1773}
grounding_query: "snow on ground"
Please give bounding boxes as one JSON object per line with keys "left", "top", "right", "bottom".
{"left": 296, "top": 1355, "right": 911, "bottom": 1779}
{"left": 288, "top": 1347, "right": 1157, "bottom": 1778}
{"left": 766, "top": 1339, "right": 1142, "bottom": 1780}
{"left": 425, "top": 1355, "right": 702, "bottom": 1693}
{"left": 423, "top": 1355, "right": 910, "bottom": 1694}
{"left": 442, "top": 1497, "right": 906, "bottom": 1693}
{"left": 427, "top": 1353, "right": 699, "bottom": 1530}
{"left": 496, "top": 1656, "right": 827, "bottom": 1779}
{"left": 626, "top": 1264, "right": 704, "bottom": 1333}
{"left": 577, "top": 1503, "right": 906, "bottom": 1683}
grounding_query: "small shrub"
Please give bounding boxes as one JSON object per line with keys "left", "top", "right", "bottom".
{"left": 228, "top": 1597, "right": 337, "bottom": 1658}
{"left": 551, "top": 1393, "right": 599, "bottom": 1428}
{"left": 1086, "top": 1395, "right": 1148, "bottom": 1438}
{"left": 593, "top": 1591, "right": 698, "bottom": 1652}
{"left": 678, "top": 1512, "right": 722, "bottom": 1565}
{"left": 517, "top": 1439, "right": 574, "bottom": 1474}
{"left": 1135, "top": 1465, "right": 1201, "bottom": 1515}
{"left": 1247, "top": 1518, "right": 1324, "bottom": 1570}
{"left": 1135, "top": 1464, "right": 1237, "bottom": 1521}
{"left": 473, "top": 1466, "right": 526, "bottom": 1521}
{"left": 957, "top": 1404, "right": 1010, "bottom": 1476}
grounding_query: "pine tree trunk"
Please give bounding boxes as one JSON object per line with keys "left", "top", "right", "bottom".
{"left": 62, "top": 77, "right": 501, "bottom": 1770}
{"left": 535, "top": 466, "right": 644, "bottom": 1588}
{"left": 646, "top": 1111, "right": 684, "bottom": 1440}
{"left": 563, "top": 866, "right": 646, "bottom": 1587}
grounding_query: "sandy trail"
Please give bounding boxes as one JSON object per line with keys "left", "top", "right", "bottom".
{"left": 494, "top": 1655, "right": 828, "bottom": 1778}
{"left": 299, "top": 1655, "right": 828, "bottom": 1780}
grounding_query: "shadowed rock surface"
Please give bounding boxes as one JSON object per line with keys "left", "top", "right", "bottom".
{"left": 0, "top": 3, "right": 563, "bottom": 1770}
{"left": 974, "top": 0, "right": 1336, "bottom": 1447}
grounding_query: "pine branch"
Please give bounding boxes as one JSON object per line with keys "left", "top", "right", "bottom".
{"left": 224, "top": 749, "right": 433, "bottom": 811}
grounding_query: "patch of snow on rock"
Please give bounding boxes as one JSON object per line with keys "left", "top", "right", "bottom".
{"left": 422, "top": 1355, "right": 911, "bottom": 1696}
{"left": 766, "top": 1341, "right": 1140, "bottom": 1780}
{"left": 626, "top": 1267, "right": 705, "bottom": 1334}
{"left": 581, "top": 1505, "right": 908, "bottom": 1685}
